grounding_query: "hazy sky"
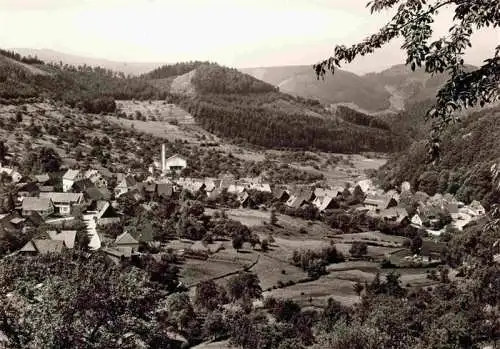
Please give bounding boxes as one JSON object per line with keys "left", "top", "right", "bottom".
{"left": 1, "top": 0, "right": 498, "bottom": 73}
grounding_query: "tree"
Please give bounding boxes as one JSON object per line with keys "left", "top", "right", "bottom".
{"left": 195, "top": 280, "right": 228, "bottom": 311}
{"left": 270, "top": 208, "right": 278, "bottom": 226}
{"left": 0, "top": 251, "right": 173, "bottom": 348}
{"left": 227, "top": 272, "right": 262, "bottom": 302}
{"left": 349, "top": 241, "right": 368, "bottom": 257}
{"left": 164, "top": 292, "right": 196, "bottom": 332}
{"left": 315, "top": 0, "right": 500, "bottom": 138}
{"left": 23, "top": 147, "right": 62, "bottom": 173}
{"left": 0, "top": 141, "right": 7, "bottom": 161}
{"left": 202, "top": 310, "right": 227, "bottom": 341}
{"left": 232, "top": 235, "right": 244, "bottom": 251}
{"left": 353, "top": 282, "right": 364, "bottom": 298}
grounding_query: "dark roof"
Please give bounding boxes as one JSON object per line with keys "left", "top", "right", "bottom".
{"left": 72, "top": 178, "right": 95, "bottom": 192}
{"left": 24, "top": 212, "right": 43, "bottom": 226}
{"left": 131, "top": 223, "right": 154, "bottom": 242}
{"left": 17, "top": 182, "right": 39, "bottom": 193}
{"left": 157, "top": 183, "right": 173, "bottom": 197}
{"left": 85, "top": 186, "right": 111, "bottom": 201}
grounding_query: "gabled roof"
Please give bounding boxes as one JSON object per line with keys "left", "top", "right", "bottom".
{"left": 48, "top": 230, "right": 77, "bottom": 249}
{"left": 115, "top": 232, "right": 139, "bottom": 245}
{"left": 20, "top": 239, "right": 64, "bottom": 254}
{"left": 166, "top": 154, "right": 187, "bottom": 162}
{"left": 39, "top": 192, "right": 84, "bottom": 204}
{"left": 22, "top": 197, "right": 52, "bottom": 211}
{"left": 313, "top": 196, "right": 337, "bottom": 211}
{"left": 63, "top": 169, "right": 81, "bottom": 181}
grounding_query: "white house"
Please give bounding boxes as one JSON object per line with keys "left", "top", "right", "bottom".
{"left": 39, "top": 192, "right": 84, "bottom": 216}
{"left": 62, "top": 169, "right": 83, "bottom": 192}
{"left": 0, "top": 163, "right": 22, "bottom": 183}
{"left": 469, "top": 200, "right": 486, "bottom": 216}
{"left": 165, "top": 154, "right": 187, "bottom": 172}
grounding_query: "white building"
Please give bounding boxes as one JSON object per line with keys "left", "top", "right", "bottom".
{"left": 62, "top": 169, "right": 83, "bottom": 192}
{"left": 165, "top": 154, "right": 187, "bottom": 172}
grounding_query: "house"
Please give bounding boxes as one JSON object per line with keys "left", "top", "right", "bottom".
{"left": 62, "top": 169, "right": 83, "bottom": 192}
{"left": 165, "top": 154, "right": 187, "bottom": 172}
{"left": 228, "top": 183, "right": 246, "bottom": 194}
{"left": 103, "top": 247, "right": 133, "bottom": 264}
{"left": 364, "top": 194, "right": 398, "bottom": 213}
{"left": 39, "top": 192, "right": 84, "bottom": 216}
{"left": 34, "top": 173, "right": 50, "bottom": 184}
{"left": 248, "top": 182, "right": 272, "bottom": 193}
{"left": 39, "top": 185, "right": 55, "bottom": 193}
{"left": 220, "top": 174, "right": 236, "bottom": 189}
{"left": 129, "top": 223, "right": 154, "bottom": 244}
{"left": 19, "top": 239, "right": 64, "bottom": 254}
{"left": 157, "top": 183, "right": 173, "bottom": 198}
{"left": 22, "top": 197, "right": 54, "bottom": 218}
{"left": 411, "top": 214, "right": 423, "bottom": 227}
{"left": 381, "top": 207, "right": 409, "bottom": 225}
{"left": 72, "top": 178, "right": 95, "bottom": 193}
{"left": 0, "top": 164, "right": 22, "bottom": 183}
{"left": 420, "top": 240, "right": 446, "bottom": 262}
{"left": 17, "top": 182, "right": 40, "bottom": 199}
{"left": 115, "top": 232, "right": 140, "bottom": 251}
{"left": 312, "top": 196, "right": 339, "bottom": 212}
{"left": 177, "top": 178, "right": 205, "bottom": 194}
{"left": 273, "top": 188, "right": 290, "bottom": 203}
{"left": 84, "top": 169, "right": 108, "bottom": 188}
{"left": 203, "top": 178, "right": 218, "bottom": 193}
{"left": 47, "top": 230, "right": 77, "bottom": 249}
{"left": 237, "top": 191, "right": 250, "bottom": 207}
{"left": 85, "top": 186, "right": 111, "bottom": 202}
{"left": 114, "top": 176, "right": 137, "bottom": 198}
{"left": 469, "top": 200, "right": 486, "bottom": 216}
{"left": 95, "top": 201, "right": 120, "bottom": 225}
{"left": 286, "top": 191, "right": 314, "bottom": 209}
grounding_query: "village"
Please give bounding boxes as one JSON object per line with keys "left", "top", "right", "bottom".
{"left": 0, "top": 141, "right": 486, "bottom": 269}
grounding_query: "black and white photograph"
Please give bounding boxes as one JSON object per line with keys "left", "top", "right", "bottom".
{"left": 0, "top": 0, "right": 499, "bottom": 348}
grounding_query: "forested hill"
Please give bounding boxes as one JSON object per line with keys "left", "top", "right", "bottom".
{"left": 0, "top": 49, "right": 166, "bottom": 105}
{"left": 241, "top": 65, "right": 392, "bottom": 111}
{"left": 377, "top": 105, "right": 500, "bottom": 208}
{"left": 0, "top": 51, "right": 407, "bottom": 153}
{"left": 149, "top": 62, "right": 407, "bottom": 153}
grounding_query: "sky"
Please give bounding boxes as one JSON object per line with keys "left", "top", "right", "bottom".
{"left": 0, "top": 0, "right": 498, "bottom": 74}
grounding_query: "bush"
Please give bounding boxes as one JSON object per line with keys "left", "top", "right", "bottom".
{"left": 349, "top": 241, "right": 368, "bottom": 257}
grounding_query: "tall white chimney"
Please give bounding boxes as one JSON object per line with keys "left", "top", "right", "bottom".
{"left": 161, "top": 144, "right": 166, "bottom": 173}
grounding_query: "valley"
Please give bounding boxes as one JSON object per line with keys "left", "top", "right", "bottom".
{"left": 0, "top": 45, "right": 497, "bottom": 349}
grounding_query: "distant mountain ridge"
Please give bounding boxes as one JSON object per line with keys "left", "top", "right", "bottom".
{"left": 241, "top": 63, "right": 474, "bottom": 114}
{"left": 12, "top": 48, "right": 165, "bottom": 76}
